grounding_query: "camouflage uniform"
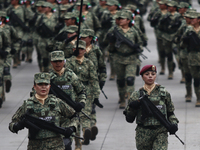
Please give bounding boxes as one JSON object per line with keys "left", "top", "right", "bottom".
{"left": 107, "top": 10, "right": 143, "bottom": 109}
{"left": 6, "top": 3, "right": 26, "bottom": 68}
{"left": 75, "top": 0, "right": 102, "bottom": 38}
{"left": 180, "top": 12, "right": 200, "bottom": 107}
{"left": 0, "top": 25, "right": 11, "bottom": 108}
{"left": 124, "top": 84, "right": 179, "bottom": 150}
{"left": 9, "top": 72, "right": 78, "bottom": 150}
{"left": 35, "top": 2, "right": 58, "bottom": 72}
{"left": 92, "top": 0, "right": 107, "bottom": 20}
{"left": 157, "top": 1, "right": 180, "bottom": 79}
{"left": 49, "top": 50, "right": 86, "bottom": 149}
{"left": 65, "top": 40, "right": 100, "bottom": 149}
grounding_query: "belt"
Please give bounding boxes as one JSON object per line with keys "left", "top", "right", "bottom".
{"left": 138, "top": 124, "right": 162, "bottom": 130}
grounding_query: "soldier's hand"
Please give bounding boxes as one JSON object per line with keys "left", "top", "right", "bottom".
{"left": 13, "top": 118, "right": 26, "bottom": 133}
{"left": 169, "top": 124, "right": 178, "bottom": 135}
{"left": 64, "top": 126, "right": 76, "bottom": 138}
{"left": 93, "top": 98, "right": 103, "bottom": 108}
{"left": 99, "top": 81, "right": 105, "bottom": 90}
{"left": 123, "top": 111, "right": 135, "bottom": 123}
{"left": 74, "top": 102, "right": 85, "bottom": 112}
{"left": 129, "top": 100, "right": 141, "bottom": 109}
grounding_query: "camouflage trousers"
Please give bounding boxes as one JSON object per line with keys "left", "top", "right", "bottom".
{"left": 115, "top": 62, "right": 137, "bottom": 101}
{"left": 27, "top": 136, "right": 65, "bottom": 150}
{"left": 181, "top": 58, "right": 192, "bottom": 95}
{"left": 0, "top": 66, "right": 3, "bottom": 101}
{"left": 135, "top": 125, "right": 168, "bottom": 150}
{"left": 160, "top": 39, "right": 174, "bottom": 74}
{"left": 189, "top": 66, "right": 200, "bottom": 99}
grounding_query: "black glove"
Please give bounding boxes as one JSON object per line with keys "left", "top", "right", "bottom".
{"left": 13, "top": 119, "right": 26, "bottom": 133}
{"left": 129, "top": 100, "right": 141, "bottom": 109}
{"left": 93, "top": 98, "right": 103, "bottom": 108}
{"left": 54, "top": 31, "right": 68, "bottom": 41}
{"left": 74, "top": 102, "right": 85, "bottom": 112}
{"left": 55, "top": 22, "right": 65, "bottom": 33}
{"left": 182, "top": 36, "right": 190, "bottom": 44}
{"left": 123, "top": 111, "right": 135, "bottom": 123}
{"left": 0, "top": 50, "right": 8, "bottom": 58}
{"left": 169, "top": 124, "right": 178, "bottom": 135}
{"left": 99, "top": 81, "right": 105, "bottom": 90}
{"left": 64, "top": 126, "right": 76, "bottom": 138}
{"left": 107, "top": 33, "right": 116, "bottom": 43}
{"left": 143, "top": 40, "right": 147, "bottom": 47}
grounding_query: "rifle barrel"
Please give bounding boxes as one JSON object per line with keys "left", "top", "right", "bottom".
{"left": 175, "top": 134, "right": 185, "bottom": 145}
{"left": 101, "top": 89, "right": 108, "bottom": 99}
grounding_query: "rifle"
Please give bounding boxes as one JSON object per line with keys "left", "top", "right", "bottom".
{"left": 139, "top": 94, "right": 184, "bottom": 145}
{"left": 10, "top": 11, "right": 30, "bottom": 32}
{"left": 112, "top": 27, "right": 147, "bottom": 59}
{"left": 23, "top": 112, "right": 83, "bottom": 140}
{"left": 36, "top": 15, "right": 54, "bottom": 38}
{"left": 49, "top": 81, "right": 91, "bottom": 120}
{"left": 101, "top": 89, "right": 108, "bottom": 99}
{"left": 188, "top": 31, "right": 200, "bottom": 47}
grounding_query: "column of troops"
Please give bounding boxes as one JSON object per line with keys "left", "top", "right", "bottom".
{"left": 2, "top": 0, "right": 152, "bottom": 150}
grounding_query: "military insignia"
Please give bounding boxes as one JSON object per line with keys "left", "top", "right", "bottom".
{"left": 152, "top": 65, "right": 155, "bottom": 71}
{"left": 41, "top": 74, "right": 45, "bottom": 78}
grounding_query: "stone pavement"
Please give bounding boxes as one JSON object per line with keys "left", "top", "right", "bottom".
{"left": 1, "top": 1, "right": 200, "bottom": 150}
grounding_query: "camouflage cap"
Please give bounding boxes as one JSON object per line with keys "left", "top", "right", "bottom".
{"left": 113, "top": 10, "right": 122, "bottom": 19}
{"left": 124, "top": 4, "right": 137, "bottom": 11}
{"left": 42, "top": 2, "right": 53, "bottom": 9}
{"left": 184, "top": 9, "right": 197, "bottom": 18}
{"left": 0, "top": 11, "right": 7, "bottom": 17}
{"left": 66, "top": 25, "right": 78, "bottom": 33}
{"left": 80, "top": 29, "right": 94, "bottom": 37}
{"left": 74, "top": 40, "right": 86, "bottom": 49}
{"left": 60, "top": 5, "right": 69, "bottom": 11}
{"left": 76, "top": 0, "right": 89, "bottom": 5}
{"left": 189, "top": 12, "right": 199, "bottom": 19}
{"left": 178, "top": 2, "right": 189, "bottom": 8}
{"left": 158, "top": 0, "right": 168, "bottom": 5}
{"left": 35, "top": 1, "right": 44, "bottom": 6}
{"left": 119, "top": 10, "right": 133, "bottom": 20}
{"left": 64, "top": 12, "right": 77, "bottom": 19}
{"left": 34, "top": 72, "right": 50, "bottom": 84}
{"left": 50, "top": 50, "right": 65, "bottom": 61}
{"left": 166, "top": 1, "right": 178, "bottom": 7}
{"left": 106, "top": 0, "right": 119, "bottom": 6}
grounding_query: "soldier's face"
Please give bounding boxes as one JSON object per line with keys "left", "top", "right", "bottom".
{"left": 61, "top": 0, "right": 69, "bottom": 4}
{"left": 119, "top": 18, "right": 130, "bottom": 26}
{"left": 100, "top": 1, "right": 106, "bottom": 6}
{"left": 78, "top": 48, "right": 86, "bottom": 57}
{"left": 65, "top": 18, "right": 74, "bottom": 26}
{"left": 178, "top": 8, "right": 187, "bottom": 15}
{"left": 77, "top": 5, "right": 87, "bottom": 11}
{"left": 51, "top": 60, "right": 65, "bottom": 71}
{"left": 185, "top": 17, "right": 191, "bottom": 24}
{"left": 107, "top": 5, "right": 117, "bottom": 11}
{"left": 37, "top": 6, "right": 43, "bottom": 12}
{"left": 81, "top": 37, "right": 93, "bottom": 45}
{"left": 47, "top": 0, "right": 55, "bottom": 3}
{"left": 159, "top": 4, "right": 167, "bottom": 10}
{"left": 191, "top": 18, "right": 198, "bottom": 26}
{"left": 167, "top": 6, "right": 176, "bottom": 12}
{"left": 142, "top": 71, "right": 157, "bottom": 85}
{"left": 11, "top": 0, "right": 18, "bottom": 5}
{"left": 34, "top": 83, "right": 51, "bottom": 97}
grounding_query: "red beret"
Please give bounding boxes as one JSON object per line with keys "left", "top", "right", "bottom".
{"left": 139, "top": 65, "right": 157, "bottom": 75}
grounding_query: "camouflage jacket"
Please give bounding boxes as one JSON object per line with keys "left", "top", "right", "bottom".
{"left": 124, "top": 84, "right": 179, "bottom": 126}
{"left": 84, "top": 44, "right": 107, "bottom": 82}
{"left": 107, "top": 26, "right": 143, "bottom": 64}
{"left": 92, "top": 5, "right": 107, "bottom": 20}
{"left": 180, "top": 25, "right": 200, "bottom": 66}
{"left": 9, "top": 94, "right": 78, "bottom": 139}
{"left": 65, "top": 56, "right": 100, "bottom": 99}
{"left": 49, "top": 67, "right": 86, "bottom": 104}
{"left": 74, "top": 10, "right": 102, "bottom": 37}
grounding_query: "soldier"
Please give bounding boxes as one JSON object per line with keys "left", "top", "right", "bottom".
{"left": 180, "top": 12, "right": 200, "bottom": 107}
{"left": 157, "top": 0, "right": 180, "bottom": 79}
{"left": 92, "top": 0, "right": 107, "bottom": 20}
{"left": 9, "top": 72, "right": 78, "bottom": 150}
{"left": 124, "top": 65, "right": 179, "bottom": 150}
{"left": 49, "top": 50, "right": 86, "bottom": 149}
{"left": 75, "top": 0, "right": 102, "bottom": 38}
{"left": 65, "top": 40, "right": 100, "bottom": 149}
{"left": 35, "top": 1, "right": 58, "bottom": 72}
{"left": 6, "top": 0, "right": 27, "bottom": 68}
{"left": 106, "top": 10, "right": 143, "bottom": 109}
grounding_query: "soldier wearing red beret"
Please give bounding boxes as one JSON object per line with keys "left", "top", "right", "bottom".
{"left": 124, "top": 65, "right": 179, "bottom": 150}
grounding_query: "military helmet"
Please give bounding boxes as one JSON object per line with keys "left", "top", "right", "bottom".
{"left": 50, "top": 50, "right": 65, "bottom": 61}
{"left": 34, "top": 73, "right": 51, "bottom": 84}
{"left": 166, "top": 1, "right": 178, "bottom": 7}
{"left": 74, "top": 40, "right": 86, "bottom": 49}
{"left": 178, "top": 2, "right": 189, "bottom": 8}
{"left": 80, "top": 29, "right": 95, "bottom": 38}
{"left": 119, "top": 10, "right": 133, "bottom": 20}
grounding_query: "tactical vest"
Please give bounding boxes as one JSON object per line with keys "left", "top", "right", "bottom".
{"left": 50, "top": 68, "right": 76, "bottom": 101}
{"left": 136, "top": 85, "right": 167, "bottom": 126}
{"left": 25, "top": 95, "right": 62, "bottom": 139}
